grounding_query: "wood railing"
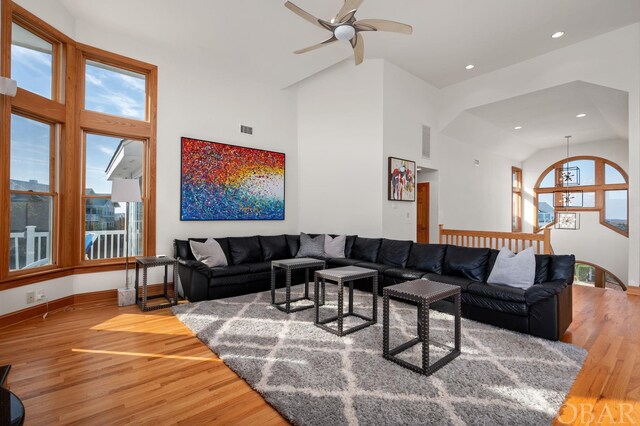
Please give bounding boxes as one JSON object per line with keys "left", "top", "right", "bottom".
{"left": 439, "top": 225, "right": 553, "bottom": 254}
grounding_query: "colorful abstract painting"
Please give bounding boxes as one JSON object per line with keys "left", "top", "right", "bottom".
{"left": 181, "top": 138, "right": 285, "bottom": 220}
{"left": 388, "top": 157, "right": 416, "bottom": 202}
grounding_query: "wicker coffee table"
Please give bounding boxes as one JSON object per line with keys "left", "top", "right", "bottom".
{"left": 271, "top": 258, "right": 326, "bottom": 313}
{"left": 383, "top": 279, "right": 461, "bottom": 375}
{"left": 314, "top": 266, "right": 378, "bottom": 336}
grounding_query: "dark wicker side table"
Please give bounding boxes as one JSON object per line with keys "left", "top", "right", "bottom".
{"left": 134, "top": 256, "right": 179, "bottom": 312}
{"left": 383, "top": 279, "right": 461, "bottom": 375}
{"left": 271, "top": 258, "right": 326, "bottom": 313}
{"left": 314, "top": 266, "right": 378, "bottom": 336}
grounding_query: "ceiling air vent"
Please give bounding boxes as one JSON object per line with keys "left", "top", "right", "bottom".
{"left": 240, "top": 125, "right": 253, "bottom": 135}
{"left": 422, "top": 125, "right": 431, "bottom": 159}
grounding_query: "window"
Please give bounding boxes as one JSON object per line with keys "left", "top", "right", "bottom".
{"left": 84, "top": 134, "right": 144, "bottom": 260}
{"left": 84, "top": 60, "right": 146, "bottom": 120}
{"left": 1, "top": 1, "right": 157, "bottom": 287}
{"left": 574, "top": 262, "right": 626, "bottom": 291}
{"left": 604, "top": 190, "right": 628, "bottom": 234}
{"left": 9, "top": 114, "right": 56, "bottom": 270}
{"left": 512, "top": 167, "right": 522, "bottom": 232}
{"left": 11, "top": 22, "right": 54, "bottom": 99}
{"left": 534, "top": 156, "right": 628, "bottom": 236}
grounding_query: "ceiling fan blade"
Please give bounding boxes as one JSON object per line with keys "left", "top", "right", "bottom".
{"left": 285, "top": 1, "right": 326, "bottom": 30}
{"left": 335, "top": 0, "right": 364, "bottom": 22}
{"left": 294, "top": 37, "right": 338, "bottom": 54}
{"left": 354, "top": 19, "right": 413, "bottom": 35}
{"left": 351, "top": 33, "right": 364, "bottom": 65}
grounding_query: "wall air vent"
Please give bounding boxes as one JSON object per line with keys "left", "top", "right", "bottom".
{"left": 240, "top": 125, "right": 253, "bottom": 135}
{"left": 422, "top": 125, "right": 431, "bottom": 159}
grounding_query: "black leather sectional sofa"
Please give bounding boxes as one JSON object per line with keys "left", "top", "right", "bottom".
{"left": 174, "top": 234, "right": 575, "bottom": 340}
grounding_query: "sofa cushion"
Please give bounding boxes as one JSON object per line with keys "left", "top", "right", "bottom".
{"left": 228, "top": 236, "right": 263, "bottom": 265}
{"left": 259, "top": 235, "right": 289, "bottom": 261}
{"left": 353, "top": 262, "right": 392, "bottom": 273}
{"left": 534, "top": 255, "right": 551, "bottom": 284}
{"left": 467, "top": 282, "right": 527, "bottom": 303}
{"left": 297, "top": 233, "right": 325, "bottom": 258}
{"left": 189, "top": 238, "right": 228, "bottom": 268}
{"left": 187, "top": 237, "right": 232, "bottom": 264}
{"left": 327, "top": 258, "right": 361, "bottom": 267}
{"left": 487, "top": 247, "right": 536, "bottom": 289}
{"left": 245, "top": 261, "right": 272, "bottom": 273}
{"left": 324, "top": 235, "right": 346, "bottom": 258}
{"left": 423, "top": 273, "right": 476, "bottom": 292}
{"left": 174, "top": 239, "right": 195, "bottom": 260}
{"left": 443, "top": 246, "right": 491, "bottom": 282}
{"left": 406, "top": 243, "right": 447, "bottom": 273}
{"left": 345, "top": 235, "right": 357, "bottom": 258}
{"left": 549, "top": 255, "right": 575, "bottom": 284}
{"left": 462, "top": 293, "right": 529, "bottom": 316}
{"left": 377, "top": 239, "right": 413, "bottom": 268}
{"left": 285, "top": 234, "right": 300, "bottom": 257}
{"left": 350, "top": 237, "right": 382, "bottom": 263}
{"left": 384, "top": 268, "right": 426, "bottom": 281}
{"left": 208, "top": 264, "right": 253, "bottom": 278}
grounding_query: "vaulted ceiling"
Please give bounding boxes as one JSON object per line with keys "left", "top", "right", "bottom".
{"left": 443, "top": 82, "right": 629, "bottom": 162}
{"left": 59, "top": 0, "right": 640, "bottom": 89}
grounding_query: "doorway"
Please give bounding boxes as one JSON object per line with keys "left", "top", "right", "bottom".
{"left": 417, "top": 182, "right": 429, "bottom": 243}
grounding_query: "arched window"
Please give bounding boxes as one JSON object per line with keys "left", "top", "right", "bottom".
{"left": 574, "top": 261, "right": 626, "bottom": 291}
{"left": 534, "top": 156, "right": 628, "bottom": 236}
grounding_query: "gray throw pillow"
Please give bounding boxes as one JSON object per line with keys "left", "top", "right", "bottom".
{"left": 487, "top": 247, "right": 536, "bottom": 289}
{"left": 324, "top": 235, "right": 346, "bottom": 258}
{"left": 190, "top": 238, "right": 228, "bottom": 268}
{"left": 296, "top": 233, "right": 325, "bottom": 258}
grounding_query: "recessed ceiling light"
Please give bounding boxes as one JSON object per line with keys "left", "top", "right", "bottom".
{"left": 514, "top": 126, "right": 523, "bottom": 130}
{"left": 465, "top": 64, "right": 475, "bottom": 70}
{"left": 576, "top": 113, "right": 587, "bottom": 118}
{"left": 551, "top": 31, "right": 565, "bottom": 39}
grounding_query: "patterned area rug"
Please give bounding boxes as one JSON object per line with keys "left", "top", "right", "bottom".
{"left": 172, "top": 284, "right": 587, "bottom": 425}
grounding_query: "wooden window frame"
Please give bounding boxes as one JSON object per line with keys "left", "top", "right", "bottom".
{"left": 77, "top": 45, "right": 156, "bottom": 267}
{"left": 511, "top": 167, "right": 522, "bottom": 232}
{"left": 533, "top": 156, "right": 628, "bottom": 237}
{"left": 0, "top": 0, "right": 156, "bottom": 290}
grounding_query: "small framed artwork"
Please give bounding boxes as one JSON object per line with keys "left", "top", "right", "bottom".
{"left": 388, "top": 157, "right": 416, "bottom": 202}
{"left": 555, "top": 212, "right": 580, "bottom": 230}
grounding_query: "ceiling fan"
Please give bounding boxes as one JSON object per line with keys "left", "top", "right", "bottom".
{"left": 284, "top": 0, "right": 413, "bottom": 65}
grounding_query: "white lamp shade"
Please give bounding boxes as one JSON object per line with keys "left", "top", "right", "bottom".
{"left": 111, "top": 178, "right": 142, "bottom": 202}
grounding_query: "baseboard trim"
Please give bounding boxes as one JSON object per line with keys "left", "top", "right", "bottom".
{"left": 0, "top": 283, "right": 175, "bottom": 329}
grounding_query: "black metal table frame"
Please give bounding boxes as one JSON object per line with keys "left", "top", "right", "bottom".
{"left": 135, "top": 257, "right": 179, "bottom": 312}
{"left": 383, "top": 285, "right": 461, "bottom": 376}
{"left": 314, "top": 268, "right": 378, "bottom": 337}
{"left": 270, "top": 259, "right": 326, "bottom": 314}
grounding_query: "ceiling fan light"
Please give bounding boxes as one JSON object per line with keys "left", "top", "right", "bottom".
{"left": 334, "top": 25, "right": 356, "bottom": 41}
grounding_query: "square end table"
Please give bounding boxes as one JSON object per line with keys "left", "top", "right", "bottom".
{"left": 271, "top": 258, "right": 326, "bottom": 313}
{"left": 314, "top": 266, "right": 378, "bottom": 337}
{"left": 134, "top": 256, "right": 179, "bottom": 312}
{"left": 383, "top": 279, "right": 461, "bottom": 375}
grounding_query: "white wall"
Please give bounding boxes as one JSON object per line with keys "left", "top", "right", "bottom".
{"left": 381, "top": 61, "right": 518, "bottom": 241}
{"left": 441, "top": 24, "right": 640, "bottom": 285}
{"left": 522, "top": 138, "right": 629, "bottom": 282}
{"left": 1, "top": 2, "right": 300, "bottom": 316}
{"left": 296, "top": 59, "right": 384, "bottom": 236}
{"left": 382, "top": 61, "right": 439, "bottom": 241}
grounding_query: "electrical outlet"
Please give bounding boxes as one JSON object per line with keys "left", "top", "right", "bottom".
{"left": 36, "top": 289, "right": 46, "bottom": 301}
{"left": 26, "top": 291, "right": 35, "bottom": 304}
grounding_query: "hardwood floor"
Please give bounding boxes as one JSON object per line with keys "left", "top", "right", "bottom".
{"left": 0, "top": 285, "right": 638, "bottom": 425}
